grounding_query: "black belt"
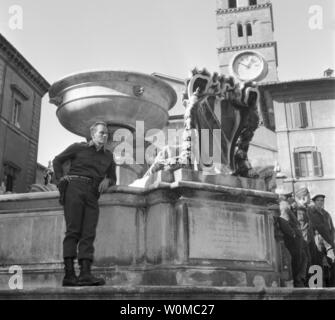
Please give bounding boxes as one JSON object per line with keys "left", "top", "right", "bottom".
{"left": 67, "top": 175, "right": 93, "bottom": 183}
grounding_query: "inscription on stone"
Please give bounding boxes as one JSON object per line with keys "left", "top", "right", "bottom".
{"left": 188, "top": 205, "right": 268, "bottom": 261}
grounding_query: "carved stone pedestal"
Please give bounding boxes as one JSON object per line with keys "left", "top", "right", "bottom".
{"left": 0, "top": 170, "right": 286, "bottom": 289}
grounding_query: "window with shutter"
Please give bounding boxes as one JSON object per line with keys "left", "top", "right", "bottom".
{"left": 299, "top": 152, "right": 308, "bottom": 177}
{"left": 291, "top": 102, "right": 309, "bottom": 128}
{"left": 293, "top": 152, "right": 301, "bottom": 178}
{"left": 312, "top": 151, "right": 323, "bottom": 177}
{"left": 299, "top": 102, "right": 308, "bottom": 128}
{"left": 292, "top": 103, "right": 302, "bottom": 128}
{"left": 12, "top": 99, "right": 22, "bottom": 127}
{"left": 293, "top": 149, "right": 323, "bottom": 178}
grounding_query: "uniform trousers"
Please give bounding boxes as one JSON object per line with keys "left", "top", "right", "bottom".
{"left": 63, "top": 179, "right": 100, "bottom": 261}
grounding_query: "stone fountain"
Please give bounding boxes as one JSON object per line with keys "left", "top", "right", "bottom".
{"left": 48, "top": 70, "right": 178, "bottom": 183}
{"left": 49, "top": 70, "right": 177, "bottom": 137}
{"left": 0, "top": 69, "right": 287, "bottom": 293}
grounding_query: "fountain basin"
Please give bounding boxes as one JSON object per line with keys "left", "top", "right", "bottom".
{"left": 49, "top": 70, "right": 177, "bottom": 137}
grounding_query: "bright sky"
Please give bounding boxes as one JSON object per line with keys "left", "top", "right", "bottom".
{"left": 0, "top": 0, "right": 334, "bottom": 166}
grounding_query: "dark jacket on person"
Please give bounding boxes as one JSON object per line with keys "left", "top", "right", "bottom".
{"left": 308, "top": 205, "right": 335, "bottom": 251}
{"left": 53, "top": 141, "right": 116, "bottom": 204}
{"left": 53, "top": 141, "right": 116, "bottom": 185}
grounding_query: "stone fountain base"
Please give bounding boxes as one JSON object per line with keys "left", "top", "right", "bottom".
{"left": 2, "top": 285, "right": 335, "bottom": 300}
{"left": 0, "top": 170, "right": 285, "bottom": 290}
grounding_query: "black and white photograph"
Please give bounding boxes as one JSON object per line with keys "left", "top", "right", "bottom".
{"left": 0, "top": 0, "right": 334, "bottom": 305}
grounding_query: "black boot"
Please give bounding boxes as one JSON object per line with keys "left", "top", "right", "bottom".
{"left": 62, "top": 258, "right": 79, "bottom": 287}
{"left": 78, "top": 259, "right": 105, "bottom": 286}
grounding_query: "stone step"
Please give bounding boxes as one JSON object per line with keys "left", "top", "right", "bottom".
{"left": 1, "top": 285, "right": 335, "bottom": 300}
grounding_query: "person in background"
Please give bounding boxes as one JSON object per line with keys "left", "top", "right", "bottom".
{"left": 294, "top": 206, "right": 312, "bottom": 286}
{"left": 294, "top": 187, "right": 316, "bottom": 284}
{"left": 309, "top": 194, "right": 335, "bottom": 287}
{"left": 278, "top": 191, "right": 307, "bottom": 287}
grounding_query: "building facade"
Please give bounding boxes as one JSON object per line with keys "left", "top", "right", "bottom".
{"left": 260, "top": 76, "right": 335, "bottom": 215}
{"left": 215, "top": 0, "right": 335, "bottom": 216}
{"left": 0, "top": 34, "right": 50, "bottom": 193}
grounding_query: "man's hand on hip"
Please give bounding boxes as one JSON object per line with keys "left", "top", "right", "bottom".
{"left": 57, "top": 175, "right": 69, "bottom": 188}
{"left": 98, "top": 178, "right": 111, "bottom": 194}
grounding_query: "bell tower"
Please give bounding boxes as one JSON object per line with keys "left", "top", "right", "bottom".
{"left": 216, "top": 0, "right": 278, "bottom": 83}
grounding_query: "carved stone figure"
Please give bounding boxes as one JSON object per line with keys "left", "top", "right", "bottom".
{"left": 146, "top": 68, "right": 260, "bottom": 178}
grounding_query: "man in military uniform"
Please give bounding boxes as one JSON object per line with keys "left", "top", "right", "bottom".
{"left": 53, "top": 121, "right": 116, "bottom": 287}
{"left": 309, "top": 194, "right": 335, "bottom": 286}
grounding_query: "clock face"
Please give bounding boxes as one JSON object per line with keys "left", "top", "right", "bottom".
{"left": 231, "top": 52, "right": 267, "bottom": 81}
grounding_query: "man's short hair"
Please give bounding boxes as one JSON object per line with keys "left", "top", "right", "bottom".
{"left": 90, "top": 121, "right": 108, "bottom": 136}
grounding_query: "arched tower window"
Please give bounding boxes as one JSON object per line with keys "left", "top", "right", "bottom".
{"left": 228, "top": 0, "right": 237, "bottom": 9}
{"left": 237, "top": 23, "right": 243, "bottom": 37}
{"left": 249, "top": 0, "right": 257, "bottom": 5}
{"left": 246, "top": 23, "right": 252, "bottom": 36}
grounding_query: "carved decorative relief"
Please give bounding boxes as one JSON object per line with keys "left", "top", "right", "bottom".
{"left": 145, "top": 68, "right": 260, "bottom": 178}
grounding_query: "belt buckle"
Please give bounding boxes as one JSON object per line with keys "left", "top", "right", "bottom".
{"left": 83, "top": 177, "right": 91, "bottom": 183}
{"left": 69, "top": 175, "right": 91, "bottom": 183}
{"left": 79, "top": 176, "right": 90, "bottom": 183}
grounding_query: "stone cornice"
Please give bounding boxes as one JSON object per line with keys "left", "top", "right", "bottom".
{"left": 10, "top": 84, "right": 30, "bottom": 100}
{"left": 0, "top": 33, "right": 50, "bottom": 95}
{"left": 216, "top": 2, "right": 272, "bottom": 15}
{"left": 260, "top": 78, "right": 335, "bottom": 101}
{"left": 260, "top": 77, "right": 335, "bottom": 88}
{"left": 217, "top": 41, "right": 276, "bottom": 54}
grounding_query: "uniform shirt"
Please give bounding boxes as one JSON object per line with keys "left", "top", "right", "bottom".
{"left": 53, "top": 141, "right": 116, "bottom": 185}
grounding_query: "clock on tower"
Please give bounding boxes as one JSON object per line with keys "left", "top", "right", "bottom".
{"left": 216, "top": 0, "right": 278, "bottom": 83}
{"left": 230, "top": 51, "right": 268, "bottom": 81}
